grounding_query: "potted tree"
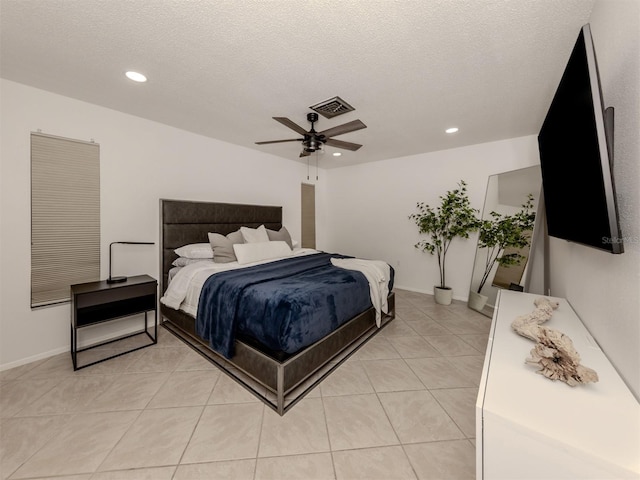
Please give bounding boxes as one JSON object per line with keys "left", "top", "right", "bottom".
{"left": 469, "top": 194, "right": 536, "bottom": 312}
{"left": 410, "top": 180, "right": 479, "bottom": 305}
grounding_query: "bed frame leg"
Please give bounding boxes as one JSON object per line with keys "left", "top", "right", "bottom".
{"left": 277, "top": 365, "right": 285, "bottom": 415}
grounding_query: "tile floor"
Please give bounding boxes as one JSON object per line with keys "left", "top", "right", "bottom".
{"left": 0, "top": 289, "right": 492, "bottom": 480}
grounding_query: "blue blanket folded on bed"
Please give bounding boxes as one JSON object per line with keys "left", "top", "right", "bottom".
{"left": 196, "top": 252, "right": 393, "bottom": 358}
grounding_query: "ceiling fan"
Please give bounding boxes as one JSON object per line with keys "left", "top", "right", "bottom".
{"left": 255, "top": 113, "right": 366, "bottom": 157}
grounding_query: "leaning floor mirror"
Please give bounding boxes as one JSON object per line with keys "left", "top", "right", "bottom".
{"left": 468, "top": 165, "right": 545, "bottom": 317}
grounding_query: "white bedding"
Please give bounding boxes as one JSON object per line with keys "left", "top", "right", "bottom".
{"left": 330, "top": 258, "right": 391, "bottom": 326}
{"left": 161, "top": 248, "right": 319, "bottom": 316}
{"left": 161, "top": 248, "right": 392, "bottom": 325}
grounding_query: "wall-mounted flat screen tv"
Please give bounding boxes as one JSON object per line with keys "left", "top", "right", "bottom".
{"left": 538, "top": 23, "right": 623, "bottom": 254}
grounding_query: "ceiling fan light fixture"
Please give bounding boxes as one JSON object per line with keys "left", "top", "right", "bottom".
{"left": 303, "top": 135, "right": 324, "bottom": 152}
{"left": 445, "top": 127, "right": 459, "bottom": 134}
{"left": 333, "top": 152, "right": 342, "bottom": 157}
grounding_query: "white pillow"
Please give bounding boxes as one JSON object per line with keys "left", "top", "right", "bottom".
{"left": 233, "top": 241, "right": 292, "bottom": 265}
{"left": 172, "top": 257, "right": 214, "bottom": 267}
{"left": 174, "top": 243, "right": 214, "bottom": 259}
{"left": 240, "top": 225, "right": 269, "bottom": 243}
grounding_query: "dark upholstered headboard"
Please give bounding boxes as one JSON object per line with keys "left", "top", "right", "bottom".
{"left": 159, "top": 199, "right": 282, "bottom": 295}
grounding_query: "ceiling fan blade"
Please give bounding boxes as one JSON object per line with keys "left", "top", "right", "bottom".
{"left": 324, "top": 138, "right": 363, "bottom": 151}
{"left": 273, "top": 117, "right": 309, "bottom": 135}
{"left": 255, "top": 138, "right": 301, "bottom": 145}
{"left": 318, "top": 119, "right": 367, "bottom": 138}
{"left": 299, "top": 150, "right": 311, "bottom": 157}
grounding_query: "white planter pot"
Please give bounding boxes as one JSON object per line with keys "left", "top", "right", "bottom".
{"left": 434, "top": 286, "right": 453, "bottom": 305}
{"left": 468, "top": 291, "right": 489, "bottom": 312}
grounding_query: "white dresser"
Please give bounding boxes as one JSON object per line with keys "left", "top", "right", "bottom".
{"left": 476, "top": 290, "right": 639, "bottom": 479}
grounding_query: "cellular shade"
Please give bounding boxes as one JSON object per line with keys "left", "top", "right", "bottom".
{"left": 31, "top": 133, "right": 100, "bottom": 307}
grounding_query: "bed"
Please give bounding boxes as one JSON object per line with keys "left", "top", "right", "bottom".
{"left": 159, "top": 199, "right": 395, "bottom": 415}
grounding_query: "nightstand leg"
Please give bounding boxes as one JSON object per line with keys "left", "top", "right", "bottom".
{"left": 71, "top": 324, "right": 77, "bottom": 370}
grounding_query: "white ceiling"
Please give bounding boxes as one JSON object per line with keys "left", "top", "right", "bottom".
{"left": 0, "top": 0, "right": 594, "bottom": 169}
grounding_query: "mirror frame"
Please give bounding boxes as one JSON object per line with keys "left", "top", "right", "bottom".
{"left": 468, "top": 165, "right": 544, "bottom": 317}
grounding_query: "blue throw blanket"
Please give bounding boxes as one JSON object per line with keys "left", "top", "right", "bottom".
{"left": 196, "top": 252, "right": 393, "bottom": 358}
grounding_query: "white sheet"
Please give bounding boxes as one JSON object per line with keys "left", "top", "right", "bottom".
{"left": 161, "top": 248, "right": 319, "bottom": 316}
{"left": 330, "top": 258, "right": 391, "bottom": 327}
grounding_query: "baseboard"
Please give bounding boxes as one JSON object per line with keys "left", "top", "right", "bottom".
{"left": 0, "top": 346, "right": 69, "bottom": 372}
{"left": 393, "top": 284, "right": 469, "bottom": 302}
{"left": 0, "top": 321, "right": 147, "bottom": 372}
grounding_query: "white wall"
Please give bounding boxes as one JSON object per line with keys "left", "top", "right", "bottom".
{"left": 323, "top": 136, "right": 541, "bottom": 298}
{"left": 546, "top": 0, "right": 639, "bottom": 397}
{"left": 0, "top": 79, "right": 324, "bottom": 368}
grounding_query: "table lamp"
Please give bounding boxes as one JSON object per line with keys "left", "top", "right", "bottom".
{"left": 107, "top": 241, "right": 154, "bottom": 284}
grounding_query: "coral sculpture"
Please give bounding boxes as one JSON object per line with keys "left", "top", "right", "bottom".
{"left": 511, "top": 297, "right": 559, "bottom": 341}
{"left": 511, "top": 297, "right": 598, "bottom": 386}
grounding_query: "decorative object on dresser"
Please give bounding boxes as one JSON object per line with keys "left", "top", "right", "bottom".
{"left": 107, "top": 241, "right": 155, "bottom": 284}
{"left": 70, "top": 275, "right": 157, "bottom": 370}
{"left": 410, "top": 180, "right": 479, "bottom": 305}
{"left": 159, "top": 199, "right": 395, "bottom": 415}
{"left": 511, "top": 296, "right": 598, "bottom": 386}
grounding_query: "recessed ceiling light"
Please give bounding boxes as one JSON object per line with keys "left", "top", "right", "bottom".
{"left": 445, "top": 127, "right": 459, "bottom": 134}
{"left": 332, "top": 152, "right": 342, "bottom": 157}
{"left": 125, "top": 71, "right": 147, "bottom": 83}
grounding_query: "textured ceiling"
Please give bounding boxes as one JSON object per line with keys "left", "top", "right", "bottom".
{"left": 0, "top": 0, "right": 595, "bottom": 168}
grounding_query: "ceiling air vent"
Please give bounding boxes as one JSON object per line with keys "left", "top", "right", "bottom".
{"left": 309, "top": 96, "right": 355, "bottom": 119}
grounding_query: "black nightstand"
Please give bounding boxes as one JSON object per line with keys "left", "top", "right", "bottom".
{"left": 70, "top": 274, "right": 157, "bottom": 370}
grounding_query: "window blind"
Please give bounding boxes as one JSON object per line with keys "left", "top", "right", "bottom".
{"left": 31, "top": 133, "right": 100, "bottom": 307}
{"left": 301, "top": 183, "right": 316, "bottom": 249}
